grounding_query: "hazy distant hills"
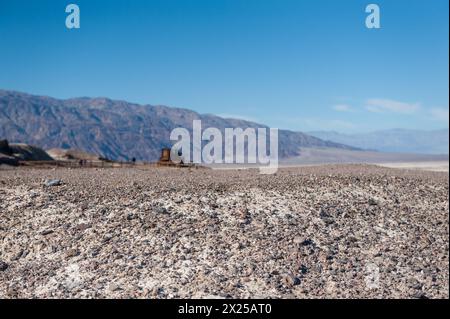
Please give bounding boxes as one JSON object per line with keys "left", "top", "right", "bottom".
{"left": 309, "top": 129, "right": 449, "bottom": 155}
{"left": 0, "top": 90, "right": 356, "bottom": 161}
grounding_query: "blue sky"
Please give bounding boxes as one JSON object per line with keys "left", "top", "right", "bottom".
{"left": 0, "top": 0, "right": 448, "bottom": 133}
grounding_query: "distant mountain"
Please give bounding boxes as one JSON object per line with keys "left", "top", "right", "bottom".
{"left": 308, "top": 129, "right": 449, "bottom": 155}
{"left": 0, "top": 90, "right": 357, "bottom": 161}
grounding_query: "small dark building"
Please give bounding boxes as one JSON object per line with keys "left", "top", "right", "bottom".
{"left": 159, "top": 148, "right": 171, "bottom": 162}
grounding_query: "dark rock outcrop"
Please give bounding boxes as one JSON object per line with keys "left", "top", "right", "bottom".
{"left": 8, "top": 144, "right": 53, "bottom": 161}
{"left": 0, "top": 139, "right": 11, "bottom": 155}
{"left": 0, "top": 153, "right": 18, "bottom": 166}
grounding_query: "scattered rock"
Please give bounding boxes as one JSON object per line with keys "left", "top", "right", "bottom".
{"left": 0, "top": 261, "right": 8, "bottom": 271}
{"left": 319, "top": 208, "right": 334, "bottom": 225}
{"left": 44, "top": 179, "right": 62, "bottom": 187}
{"left": 299, "top": 265, "right": 308, "bottom": 275}
{"left": 413, "top": 291, "right": 428, "bottom": 299}
{"left": 282, "top": 274, "right": 301, "bottom": 287}
{"left": 102, "top": 234, "right": 113, "bottom": 243}
{"left": 154, "top": 206, "right": 168, "bottom": 214}
{"left": 11, "top": 249, "right": 24, "bottom": 261}
{"left": 74, "top": 223, "right": 91, "bottom": 232}
{"left": 126, "top": 213, "right": 137, "bottom": 221}
{"left": 41, "top": 229, "right": 54, "bottom": 236}
{"left": 66, "top": 248, "right": 80, "bottom": 258}
{"left": 108, "top": 283, "right": 120, "bottom": 292}
{"left": 300, "top": 239, "right": 314, "bottom": 246}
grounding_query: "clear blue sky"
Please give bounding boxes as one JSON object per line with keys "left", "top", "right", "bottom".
{"left": 0, "top": 0, "right": 448, "bottom": 133}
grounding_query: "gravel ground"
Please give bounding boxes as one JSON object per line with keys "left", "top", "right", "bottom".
{"left": 0, "top": 165, "right": 448, "bottom": 299}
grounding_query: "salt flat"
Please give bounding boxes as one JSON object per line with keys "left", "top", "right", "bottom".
{"left": 376, "top": 161, "right": 449, "bottom": 172}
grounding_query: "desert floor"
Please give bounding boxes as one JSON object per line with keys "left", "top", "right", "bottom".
{"left": 376, "top": 161, "right": 449, "bottom": 172}
{"left": 0, "top": 165, "right": 448, "bottom": 299}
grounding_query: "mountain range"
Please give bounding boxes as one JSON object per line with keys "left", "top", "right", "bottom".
{"left": 0, "top": 90, "right": 357, "bottom": 162}
{"left": 309, "top": 129, "right": 449, "bottom": 155}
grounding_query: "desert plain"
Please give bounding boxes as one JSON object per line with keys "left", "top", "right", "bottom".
{"left": 0, "top": 164, "right": 448, "bottom": 299}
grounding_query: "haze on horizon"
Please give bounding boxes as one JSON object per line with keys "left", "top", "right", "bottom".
{"left": 0, "top": 0, "right": 448, "bottom": 134}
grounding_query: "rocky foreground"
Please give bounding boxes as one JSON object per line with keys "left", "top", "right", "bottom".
{"left": 0, "top": 165, "right": 448, "bottom": 299}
